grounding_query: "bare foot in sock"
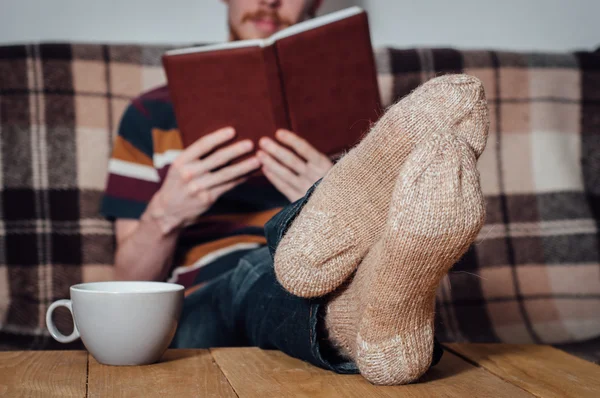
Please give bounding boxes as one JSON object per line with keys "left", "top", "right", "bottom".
{"left": 275, "top": 74, "right": 488, "bottom": 298}
{"left": 325, "top": 130, "right": 487, "bottom": 385}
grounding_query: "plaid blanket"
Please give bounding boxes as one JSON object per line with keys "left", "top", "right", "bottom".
{"left": 1, "top": 44, "right": 599, "bottom": 357}
{"left": 0, "top": 44, "right": 175, "bottom": 348}
{"left": 374, "top": 48, "right": 600, "bottom": 347}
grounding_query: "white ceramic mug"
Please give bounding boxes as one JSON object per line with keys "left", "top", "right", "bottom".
{"left": 46, "top": 281, "right": 184, "bottom": 366}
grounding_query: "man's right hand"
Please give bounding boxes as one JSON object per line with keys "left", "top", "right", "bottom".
{"left": 145, "top": 127, "right": 260, "bottom": 235}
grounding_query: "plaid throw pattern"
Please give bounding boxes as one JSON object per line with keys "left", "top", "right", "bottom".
{"left": 376, "top": 48, "right": 600, "bottom": 347}
{"left": 0, "top": 44, "right": 175, "bottom": 348}
{"left": 1, "top": 44, "right": 599, "bottom": 355}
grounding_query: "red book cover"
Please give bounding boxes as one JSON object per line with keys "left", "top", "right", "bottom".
{"left": 162, "top": 43, "right": 283, "bottom": 149}
{"left": 162, "top": 7, "right": 381, "bottom": 160}
{"left": 275, "top": 11, "right": 380, "bottom": 158}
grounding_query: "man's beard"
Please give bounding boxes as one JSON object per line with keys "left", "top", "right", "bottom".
{"left": 229, "top": 9, "right": 294, "bottom": 41}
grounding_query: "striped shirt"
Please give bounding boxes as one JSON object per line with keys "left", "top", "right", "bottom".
{"left": 101, "top": 86, "right": 289, "bottom": 289}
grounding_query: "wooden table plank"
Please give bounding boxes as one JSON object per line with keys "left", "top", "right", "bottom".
{"left": 446, "top": 343, "right": 600, "bottom": 398}
{"left": 211, "top": 347, "right": 533, "bottom": 397}
{"left": 0, "top": 351, "right": 87, "bottom": 397}
{"left": 87, "top": 349, "right": 236, "bottom": 398}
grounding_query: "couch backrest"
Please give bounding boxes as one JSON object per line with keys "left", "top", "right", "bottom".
{"left": 0, "top": 43, "right": 599, "bottom": 348}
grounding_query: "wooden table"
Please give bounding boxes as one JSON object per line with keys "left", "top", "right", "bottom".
{"left": 1, "top": 344, "right": 599, "bottom": 397}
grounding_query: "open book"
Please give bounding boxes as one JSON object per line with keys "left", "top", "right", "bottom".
{"left": 162, "top": 7, "right": 381, "bottom": 159}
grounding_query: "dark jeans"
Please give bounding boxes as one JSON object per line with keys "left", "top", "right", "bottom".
{"left": 171, "top": 182, "right": 444, "bottom": 374}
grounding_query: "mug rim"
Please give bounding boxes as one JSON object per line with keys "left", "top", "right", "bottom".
{"left": 70, "top": 281, "right": 184, "bottom": 294}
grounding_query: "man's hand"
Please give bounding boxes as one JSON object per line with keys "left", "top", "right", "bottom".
{"left": 257, "top": 129, "right": 333, "bottom": 202}
{"left": 146, "top": 127, "right": 260, "bottom": 234}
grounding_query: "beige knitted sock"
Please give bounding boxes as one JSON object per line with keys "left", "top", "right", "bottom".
{"left": 275, "top": 74, "right": 487, "bottom": 298}
{"left": 325, "top": 130, "right": 487, "bottom": 385}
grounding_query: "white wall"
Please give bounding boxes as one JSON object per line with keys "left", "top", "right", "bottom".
{"left": 1, "top": 0, "right": 598, "bottom": 51}
{"left": 362, "top": 0, "right": 600, "bottom": 51}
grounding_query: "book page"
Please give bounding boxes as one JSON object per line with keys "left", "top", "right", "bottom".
{"left": 165, "top": 39, "right": 264, "bottom": 56}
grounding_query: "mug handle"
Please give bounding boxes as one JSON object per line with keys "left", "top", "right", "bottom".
{"left": 46, "top": 299, "right": 80, "bottom": 343}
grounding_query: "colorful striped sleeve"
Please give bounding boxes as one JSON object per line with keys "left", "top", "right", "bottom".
{"left": 101, "top": 101, "right": 161, "bottom": 220}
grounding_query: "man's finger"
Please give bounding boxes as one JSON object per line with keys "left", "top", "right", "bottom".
{"left": 257, "top": 150, "right": 302, "bottom": 186}
{"left": 274, "top": 129, "right": 321, "bottom": 163}
{"left": 262, "top": 167, "right": 299, "bottom": 201}
{"left": 192, "top": 157, "right": 260, "bottom": 191}
{"left": 259, "top": 137, "right": 307, "bottom": 175}
{"left": 177, "top": 127, "right": 235, "bottom": 164}
{"left": 184, "top": 139, "right": 253, "bottom": 178}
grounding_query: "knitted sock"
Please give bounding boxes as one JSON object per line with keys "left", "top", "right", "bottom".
{"left": 325, "top": 130, "right": 487, "bottom": 385}
{"left": 274, "top": 74, "right": 488, "bottom": 298}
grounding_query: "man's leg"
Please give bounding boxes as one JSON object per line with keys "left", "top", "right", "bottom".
{"left": 170, "top": 264, "right": 249, "bottom": 348}
{"left": 169, "top": 242, "right": 365, "bottom": 371}
{"left": 230, "top": 247, "right": 361, "bottom": 373}
{"left": 171, "top": 172, "right": 447, "bottom": 374}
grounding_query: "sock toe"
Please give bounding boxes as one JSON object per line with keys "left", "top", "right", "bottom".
{"left": 451, "top": 79, "right": 489, "bottom": 158}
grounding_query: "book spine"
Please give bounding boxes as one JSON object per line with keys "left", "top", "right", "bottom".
{"left": 262, "top": 45, "right": 290, "bottom": 131}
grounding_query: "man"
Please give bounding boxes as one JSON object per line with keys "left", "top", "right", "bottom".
{"left": 102, "top": 0, "right": 490, "bottom": 385}
{"left": 102, "top": 0, "right": 333, "bottom": 286}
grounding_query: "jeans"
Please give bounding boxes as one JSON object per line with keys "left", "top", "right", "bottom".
{"left": 171, "top": 181, "right": 444, "bottom": 374}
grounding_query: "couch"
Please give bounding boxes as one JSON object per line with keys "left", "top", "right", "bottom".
{"left": 1, "top": 43, "right": 599, "bottom": 362}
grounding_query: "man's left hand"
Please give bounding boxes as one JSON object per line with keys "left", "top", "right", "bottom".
{"left": 257, "top": 129, "right": 333, "bottom": 202}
